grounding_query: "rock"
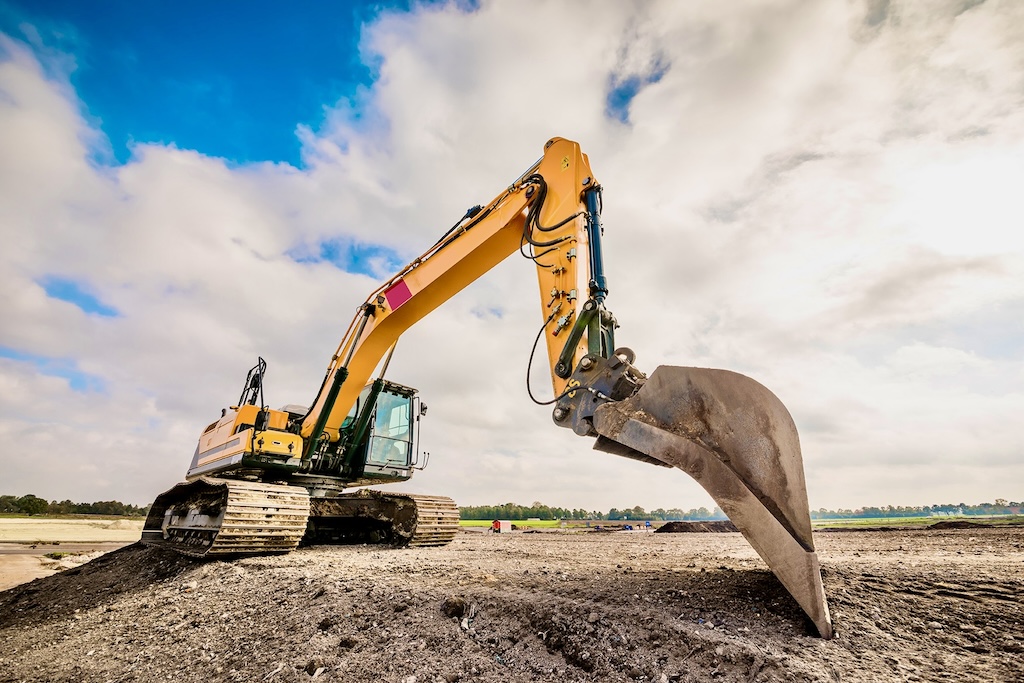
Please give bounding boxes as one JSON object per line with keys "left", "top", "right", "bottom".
{"left": 337, "top": 635, "right": 360, "bottom": 650}
{"left": 587, "top": 612, "right": 600, "bottom": 623}
{"left": 441, "top": 596, "right": 468, "bottom": 619}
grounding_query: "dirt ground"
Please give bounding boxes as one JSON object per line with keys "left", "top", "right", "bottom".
{"left": 0, "top": 527, "right": 1021, "bottom": 683}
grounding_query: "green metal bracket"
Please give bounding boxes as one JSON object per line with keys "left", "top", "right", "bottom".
{"left": 303, "top": 367, "right": 349, "bottom": 459}
{"left": 342, "top": 379, "right": 385, "bottom": 474}
{"left": 554, "top": 299, "right": 616, "bottom": 378}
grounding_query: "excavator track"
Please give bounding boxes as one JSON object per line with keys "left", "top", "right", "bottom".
{"left": 142, "top": 477, "right": 311, "bottom": 558}
{"left": 304, "top": 490, "right": 459, "bottom": 548}
{"left": 404, "top": 494, "right": 462, "bottom": 547}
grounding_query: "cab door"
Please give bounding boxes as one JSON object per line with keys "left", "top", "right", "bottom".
{"left": 365, "top": 389, "right": 413, "bottom": 470}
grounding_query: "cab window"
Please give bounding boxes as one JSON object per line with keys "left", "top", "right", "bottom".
{"left": 366, "top": 391, "right": 412, "bottom": 467}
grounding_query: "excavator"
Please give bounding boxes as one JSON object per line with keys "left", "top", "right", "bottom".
{"left": 142, "top": 137, "right": 833, "bottom": 638}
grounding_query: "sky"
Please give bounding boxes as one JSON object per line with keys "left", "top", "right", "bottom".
{"left": 0, "top": 0, "right": 1021, "bottom": 511}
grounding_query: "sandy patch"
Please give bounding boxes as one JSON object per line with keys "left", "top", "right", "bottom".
{"left": 0, "top": 517, "right": 144, "bottom": 543}
{"left": 0, "top": 542, "right": 133, "bottom": 591}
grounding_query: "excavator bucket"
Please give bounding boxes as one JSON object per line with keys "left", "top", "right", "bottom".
{"left": 591, "top": 366, "right": 833, "bottom": 638}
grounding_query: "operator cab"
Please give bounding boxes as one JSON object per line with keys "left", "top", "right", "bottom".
{"left": 339, "top": 380, "right": 424, "bottom": 484}
{"left": 366, "top": 389, "right": 413, "bottom": 470}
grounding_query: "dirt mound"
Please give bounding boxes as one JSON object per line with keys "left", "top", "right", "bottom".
{"left": 1, "top": 530, "right": 1021, "bottom": 682}
{"left": 102, "top": 519, "right": 140, "bottom": 530}
{"left": 655, "top": 520, "right": 738, "bottom": 533}
{"left": 928, "top": 520, "right": 993, "bottom": 530}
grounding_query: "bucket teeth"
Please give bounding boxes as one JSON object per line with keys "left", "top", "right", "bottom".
{"left": 592, "top": 366, "right": 833, "bottom": 639}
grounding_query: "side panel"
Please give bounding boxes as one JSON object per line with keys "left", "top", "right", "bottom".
{"left": 187, "top": 422, "right": 303, "bottom": 479}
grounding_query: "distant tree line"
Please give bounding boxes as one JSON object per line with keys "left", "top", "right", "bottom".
{"left": 460, "top": 499, "right": 1021, "bottom": 521}
{"left": 606, "top": 506, "right": 728, "bottom": 521}
{"left": 0, "top": 494, "right": 150, "bottom": 517}
{"left": 811, "top": 500, "right": 1021, "bottom": 520}
{"left": 7, "top": 493, "right": 1016, "bottom": 521}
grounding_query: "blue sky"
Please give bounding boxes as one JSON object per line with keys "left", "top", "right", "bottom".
{"left": 0, "top": 0, "right": 421, "bottom": 166}
{"left": 0, "top": 346, "right": 106, "bottom": 392}
{"left": 39, "top": 276, "right": 119, "bottom": 317}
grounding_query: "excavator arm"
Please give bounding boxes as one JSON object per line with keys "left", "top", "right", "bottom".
{"left": 294, "top": 137, "right": 832, "bottom": 638}
{"left": 298, "top": 137, "right": 613, "bottom": 449}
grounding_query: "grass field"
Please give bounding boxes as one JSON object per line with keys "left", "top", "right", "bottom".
{"left": 461, "top": 515, "right": 1024, "bottom": 530}
{"left": 459, "top": 519, "right": 655, "bottom": 529}
{"left": 460, "top": 519, "right": 569, "bottom": 529}
{"left": 811, "top": 514, "right": 1024, "bottom": 528}
{"left": 459, "top": 519, "right": 634, "bottom": 529}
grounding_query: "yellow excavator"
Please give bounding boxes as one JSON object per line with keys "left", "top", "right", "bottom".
{"left": 143, "top": 137, "right": 833, "bottom": 638}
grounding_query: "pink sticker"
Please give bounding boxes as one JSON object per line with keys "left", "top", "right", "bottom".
{"left": 384, "top": 279, "right": 413, "bottom": 310}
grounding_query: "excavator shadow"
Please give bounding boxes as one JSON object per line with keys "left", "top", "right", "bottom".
{"left": 584, "top": 565, "right": 822, "bottom": 638}
{"left": 433, "top": 562, "right": 830, "bottom": 680}
{"left": 679, "top": 567, "right": 823, "bottom": 636}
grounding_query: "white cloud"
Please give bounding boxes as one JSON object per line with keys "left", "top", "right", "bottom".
{"left": 1, "top": 0, "right": 1022, "bottom": 512}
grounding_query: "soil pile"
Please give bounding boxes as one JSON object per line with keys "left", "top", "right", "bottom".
{"left": 928, "top": 521, "right": 993, "bottom": 530}
{"left": 1, "top": 528, "right": 1021, "bottom": 682}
